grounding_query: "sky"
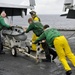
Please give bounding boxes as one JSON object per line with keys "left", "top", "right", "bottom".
{"left": 0, "top": 0, "right": 70, "bottom": 14}
{"left": 33, "top": 0, "right": 65, "bottom": 14}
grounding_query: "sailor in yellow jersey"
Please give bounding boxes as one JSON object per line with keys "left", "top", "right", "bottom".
{"left": 29, "top": 11, "right": 40, "bottom": 22}
{"left": 29, "top": 11, "right": 41, "bottom": 51}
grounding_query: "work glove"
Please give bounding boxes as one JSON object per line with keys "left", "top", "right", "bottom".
{"left": 9, "top": 26, "right": 14, "bottom": 30}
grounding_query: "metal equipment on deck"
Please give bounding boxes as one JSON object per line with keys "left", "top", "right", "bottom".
{"left": 2, "top": 26, "right": 40, "bottom": 63}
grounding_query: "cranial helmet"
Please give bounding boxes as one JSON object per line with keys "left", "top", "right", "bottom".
{"left": 29, "top": 11, "right": 36, "bottom": 15}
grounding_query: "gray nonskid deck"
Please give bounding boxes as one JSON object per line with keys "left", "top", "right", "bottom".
{"left": 0, "top": 37, "right": 75, "bottom": 75}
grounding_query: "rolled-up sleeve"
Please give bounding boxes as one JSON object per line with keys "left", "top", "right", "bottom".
{"left": 0, "top": 18, "right": 10, "bottom": 28}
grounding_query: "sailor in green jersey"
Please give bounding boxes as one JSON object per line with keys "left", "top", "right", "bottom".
{"left": 0, "top": 11, "right": 11, "bottom": 54}
{"left": 26, "top": 19, "right": 43, "bottom": 36}
{"left": 34, "top": 26, "right": 75, "bottom": 75}
{"left": 0, "top": 12, "right": 10, "bottom": 30}
{"left": 26, "top": 18, "right": 57, "bottom": 62}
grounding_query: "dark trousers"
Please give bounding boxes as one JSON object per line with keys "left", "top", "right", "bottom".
{"left": 0, "top": 34, "right": 3, "bottom": 53}
{"left": 41, "top": 42, "right": 57, "bottom": 60}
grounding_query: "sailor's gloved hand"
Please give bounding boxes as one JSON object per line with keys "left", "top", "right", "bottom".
{"left": 9, "top": 27, "right": 12, "bottom": 30}
{"left": 9, "top": 26, "right": 14, "bottom": 30}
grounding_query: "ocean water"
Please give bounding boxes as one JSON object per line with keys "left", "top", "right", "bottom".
{"left": 11, "top": 14, "right": 75, "bottom": 29}
{"left": 7, "top": 15, "right": 75, "bottom": 39}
